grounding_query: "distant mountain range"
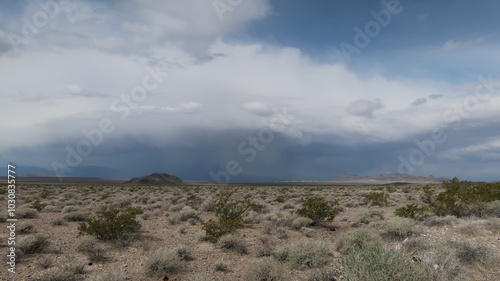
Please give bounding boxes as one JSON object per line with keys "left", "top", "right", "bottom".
{"left": 330, "top": 173, "right": 448, "bottom": 183}
{"left": 123, "top": 172, "right": 184, "bottom": 185}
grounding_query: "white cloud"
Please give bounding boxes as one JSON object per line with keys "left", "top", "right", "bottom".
{"left": 441, "top": 36, "right": 488, "bottom": 51}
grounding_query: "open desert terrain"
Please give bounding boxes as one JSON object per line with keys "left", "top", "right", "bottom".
{"left": 1, "top": 179, "right": 499, "bottom": 281}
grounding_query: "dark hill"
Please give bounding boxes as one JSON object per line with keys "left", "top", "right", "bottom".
{"left": 123, "top": 172, "right": 183, "bottom": 185}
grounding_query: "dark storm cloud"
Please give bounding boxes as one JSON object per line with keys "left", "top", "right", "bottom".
{"left": 411, "top": 98, "right": 427, "bottom": 106}
{"left": 345, "top": 99, "right": 385, "bottom": 118}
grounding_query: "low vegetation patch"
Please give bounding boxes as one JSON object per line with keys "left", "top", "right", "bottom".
{"left": 78, "top": 206, "right": 143, "bottom": 240}
{"left": 295, "top": 196, "right": 339, "bottom": 225}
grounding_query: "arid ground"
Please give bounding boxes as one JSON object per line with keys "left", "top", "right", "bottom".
{"left": 1, "top": 182, "right": 499, "bottom": 281}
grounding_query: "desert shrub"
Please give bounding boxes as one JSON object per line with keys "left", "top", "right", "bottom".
{"left": 38, "top": 268, "right": 78, "bottom": 281}
{"left": 340, "top": 244, "right": 429, "bottom": 281}
{"left": 17, "top": 221, "right": 34, "bottom": 234}
{"left": 63, "top": 259, "right": 86, "bottom": 275}
{"left": 17, "top": 207, "right": 38, "bottom": 218}
{"left": 300, "top": 227, "right": 315, "bottom": 237}
{"left": 144, "top": 249, "right": 182, "bottom": 276}
{"left": 272, "top": 246, "right": 290, "bottom": 262}
{"left": 212, "top": 190, "right": 256, "bottom": 221}
{"left": 195, "top": 230, "right": 208, "bottom": 241}
{"left": 75, "top": 236, "right": 108, "bottom": 261}
{"left": 402, "top": 237, "right": 431, "bottom": 252}
{"left": 428, "top": 178, "right": 500, "bottom": 217}
{"left": 78, "top": 206, "right": 143, "bottom": 240}
{"left": 295, "top": 196, "right": 339, "bottom": 225}
{"left": 89, "top": 271, "right": 126, "bottom": 281}
{"left": 179, "top": 206, "right": 200, "bottom": 221}
{"left": 214, "top": 260, "right": 229, "bottom": 271}
{"left": 384, "top": 217, "right": 416, "bottom": 240}
{"left": 36, "top": 256, "right": 53, "bottom": 269}
{"left": 0, "top": 213, "right": 7, "bottom": 222}
{"left": 17, "top": 234, "right": 50, "bottom": 254}
{"left": 216, "top": 233, "right": 248, "bottom": 254}
{"left": 292, "top": 216, "right": 314, "bottom": 229}
{"left": 448, "top": 241, "right": 495, "bottom": 266}
{"left": 308, "top": 267, "right": 341, "bottom": 281}
{"left": 44, "top": 205, "right": 60, "bottom": 213}
{"left": 243, "top": 257, "right": 289, "bottom": 281}
{"left": 363, "top": 192, "right": 389, "bottom": 207}
{"left": 333, "top": 229, "right": 382, "bottom": 254}
{"left": 395, "top": 204, "right": 429, "bottom": 220}
{"left": 63, "top": 206, "right": 78, "bottom": 213}
{"left": 201, "top": 218, "right": 244, "bottom": 242}
{"left": 423, "top": 215, "right": 458, "bottom": 227}
{"left": 287, "top": 240, "right": 330, "bottom": 270}
{"left": 51, "top": 218, "right": 66, "bottom": 226}
{"left": 276, "top": 227, "right": 288, "bottom": 239}
{"left": 64, "top": 212, "right": 87, "bottom": 222}
{"left": 30, "top": 200, "right": 47, "bottom": 211}
{"left": 355, "top": 209, "right": 385, "bottom": 225}
{"left": 487, "top": 200, "right": 500, "bottom": 217}
{"left": 422, "top": 245, "right": 463, "bottom": 281}
{"left": 173, "top": 244, "right": 193, "bottom": 261}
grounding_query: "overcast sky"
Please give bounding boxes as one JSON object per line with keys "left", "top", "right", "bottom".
{"left": 1, "top": 0, "right": 499, "bottom": 182}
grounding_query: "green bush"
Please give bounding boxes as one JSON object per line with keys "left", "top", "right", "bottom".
{"left": 78, "top": 206, "right": 143, "bottom": 240}
{"left": 30, "top": 200, "right": 47, "bottom": 212}
{"left": 333, "top": 229, "right": 382, "bottom": 254}
{"left": 395, "top": 204, "right": 429, "bottom": 220}
{"left": 428, "top": 178, "right": 500, "bottom": 217}
{"left": 363, "top": 192, "right": 389, "bottom": 207}
{"left": 201, "top": 218, "right": 244, "bottom": 242}
{"left": 340, "top": 244, "right": 429, "bottom": 281}
{"left": 213, "top": 190, "right": 255, "bottom": 221}
{"left": 295, "top": 196, "right": 339, "bottom": 225}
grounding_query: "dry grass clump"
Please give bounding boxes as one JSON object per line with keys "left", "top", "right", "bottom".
{"left": 422, "top": 245, "right": 464, "bottom": 281}
{"left": 333, "top": 229, "right": 382, "bottom": 254}
{"left": 16, "top": 207, "right": 38, "bottom": 218}
{"left": 384, "top": 217, "right": 417, "bottom": 240}
{"left": 242, "top": 257, "right": 290, "bottom": 281}
{"left": 340, "top": 244, "right": 429, "bottom": 281}
{"left": 143, "top": 249, "right": 182, "bottom": 276}
{"left": 423, "top": 215, "right": 458, "bottom": 227}
{"left": 286, "top": 240, "right": 330, "bottom": 270}
{"left": 17, "top": 234, "right": 50, "bottom": 254}
{"left": 64, "top": 212, "right": 87, "bottom": 222}
{"left": 74, "top": 236, "right": 108, "bottom": 261}
{"left": 216, "top": 234, "right": 248, "bottom": 254}
{"left": 292, "top": 216, "right": 314, "bottom": 229}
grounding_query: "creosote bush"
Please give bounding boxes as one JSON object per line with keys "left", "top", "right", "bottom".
{"left": 295, "top": 196, "right": 339, "bottom": 225}
{"left": 395, "top": 204, "right": 429, "bottom": 220}
{"left": 78, "top": 206, "right": 143, "bottom": 240}
{"left": 363, "top": 192, "right": 389, "bottom": 207}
